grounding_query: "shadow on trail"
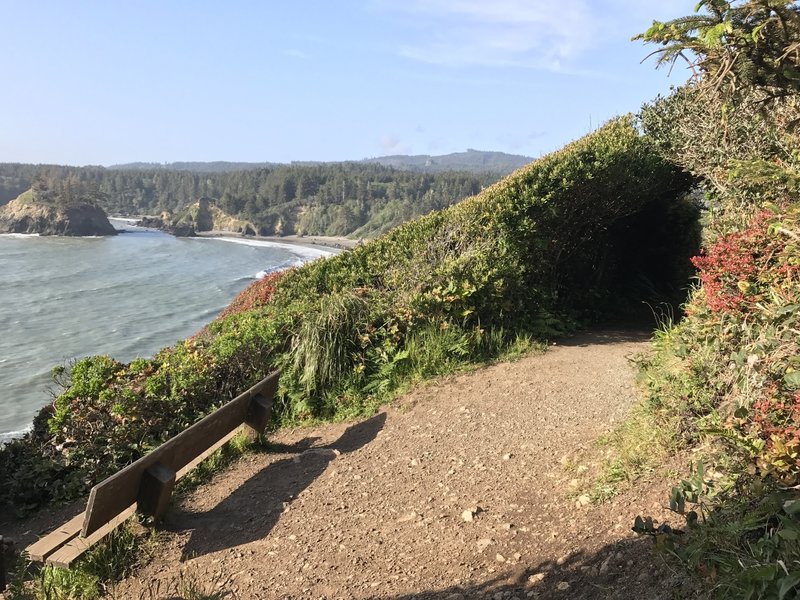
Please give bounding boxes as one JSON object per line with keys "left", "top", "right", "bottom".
{"left": 364, "top": 535, "right": 700, "bottom": 600}
{"left": 173, "top": 412, "right": 386, "bottom": 561}
{"left": 555, "top": 327, "right": 653, "bottom": 348}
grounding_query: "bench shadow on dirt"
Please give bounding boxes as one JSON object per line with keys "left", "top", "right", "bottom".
{"left": 172, "top": 412, "right": 386, "bottom": 561}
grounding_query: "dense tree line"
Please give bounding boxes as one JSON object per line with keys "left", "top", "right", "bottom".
{"left": 0, "top": 162, "right": 497, "bottom": 237}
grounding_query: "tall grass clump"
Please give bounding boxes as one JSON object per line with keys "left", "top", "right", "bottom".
{"left": 293, "top": 291, "right": 371, "bottom": 396}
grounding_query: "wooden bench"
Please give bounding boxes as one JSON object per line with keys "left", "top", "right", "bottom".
{"left": 25, "top": 371, "right": 279, "bottom": 568}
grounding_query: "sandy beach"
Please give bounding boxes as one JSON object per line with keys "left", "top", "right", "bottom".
{"left": 111, "top": 217, "right": 361, "bottom": 253}
{"left": 194, "top": 231, "right": 361, "bottom": 252}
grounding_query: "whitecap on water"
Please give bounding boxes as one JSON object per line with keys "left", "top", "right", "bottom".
{"left": 0, "top": 231, "right": 326, "bottom": 441}
{"left": 0, "top": 425, "right": 32, "bottom": 445}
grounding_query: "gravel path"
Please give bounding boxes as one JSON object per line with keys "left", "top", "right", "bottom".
{"left": 104, "top": 330, "right": 690, "bottom": 599}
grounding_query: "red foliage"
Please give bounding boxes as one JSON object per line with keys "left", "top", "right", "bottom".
{"left": 217, "top": 271, "right": 285, "bottom": 319}
{"left": 690, "top": 211, "right": 775, "bottom": 313}
{"left": 689, "top": 208, "right": 800, "bottom": 481}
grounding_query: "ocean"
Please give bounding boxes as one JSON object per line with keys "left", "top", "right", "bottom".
{"left": 0, "top": 219, "right": 333, "bottom": 443}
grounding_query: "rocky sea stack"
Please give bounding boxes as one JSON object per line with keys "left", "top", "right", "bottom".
{"left": 137, "top": 197, "right": 257, "bottom": 237}
{"left": 0, "top": 183, "right": 117, "bottom": 236}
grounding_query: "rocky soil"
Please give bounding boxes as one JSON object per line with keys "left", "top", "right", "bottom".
{"left": 101, "top": 329, "right": 695, "bottom": 599}
{"left": 1, "top": 329, "right": 698, "bottom": 599}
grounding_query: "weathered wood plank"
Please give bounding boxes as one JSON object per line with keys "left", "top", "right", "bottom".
{"left": 81, "top": 371, "right": 279, "bottom": 537}
{"left": 175, "top": 426, "right": 242, "bottom": 480}
{"left": 47, "top": 506, "right": 136, "bottom": 568}
{"left": 26, "top": 513, "right": 83, "bottom": 562}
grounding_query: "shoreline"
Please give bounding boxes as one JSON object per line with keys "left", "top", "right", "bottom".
{"left": 109, "top": 217, "right": 362, "bottom": 253}
{"left": 1, "top": 225, "right": 355, "bottom": 445}
{"left": 193, "top": 230, "right": 362, "bottom": 252}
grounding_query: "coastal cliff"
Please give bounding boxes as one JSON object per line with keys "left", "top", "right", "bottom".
{"left": 138, "top": 198, "right": 256, "bottom": 237}
{"left": 0, "top": 187, "right": 117, "bottom": 236}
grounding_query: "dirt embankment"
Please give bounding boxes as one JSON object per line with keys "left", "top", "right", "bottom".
{"left": 101, "top": 329, "right": 693, "bottom": 600}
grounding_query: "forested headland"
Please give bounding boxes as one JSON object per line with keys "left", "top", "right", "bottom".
{"left": 0, "top": 155, "right": 517, "bottom": 239}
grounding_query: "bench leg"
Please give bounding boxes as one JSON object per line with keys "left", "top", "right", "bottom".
{"left": 138, "top": 463, "right": 176, "bottom": 520}
{"left": 1, "top": 535, "right": 5, "bottom": 592}
{"left": 0, "top": 535, "right": 9, "bottom": 593}
{"left": 245, "top": 393, "right": 272, "bottom": 434}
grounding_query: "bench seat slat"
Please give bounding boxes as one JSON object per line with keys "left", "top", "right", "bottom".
{"left": 46, "top": 506, "right": 136, "bottom": 568}
{"left": 26, "top": 513, "right": 84, "bottom": 562}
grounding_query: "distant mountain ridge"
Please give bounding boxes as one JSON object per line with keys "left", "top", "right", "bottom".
{"left": 107, "top": 161, "right": 284, "bottom": 173}
{"left": 360, "top": 149, "right": 533, "bottom": 173}
{"left": 109, "top": 149, "right": 533, "bottom": 175}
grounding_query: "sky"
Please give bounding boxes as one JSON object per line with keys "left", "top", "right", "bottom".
{"left": 0, "top": 0, "right": 694, "bottom": 166}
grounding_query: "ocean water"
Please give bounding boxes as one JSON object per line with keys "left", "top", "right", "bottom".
{"left": 0, "top": 220, "right": 332, "bottom": 443}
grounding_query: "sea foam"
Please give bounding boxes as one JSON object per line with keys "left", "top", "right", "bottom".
{"left": 0, "top": 426, "right": 32, "bottom": 445}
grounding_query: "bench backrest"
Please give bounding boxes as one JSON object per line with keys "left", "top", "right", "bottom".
{"left": 81, "top": 371, "right": 279, "bottom": 537}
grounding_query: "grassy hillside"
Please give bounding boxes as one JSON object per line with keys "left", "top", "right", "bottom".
{"left": 0, "top": 116, "right": 696, "bottom": 513}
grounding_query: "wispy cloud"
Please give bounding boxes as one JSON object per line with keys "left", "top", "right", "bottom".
{"left": 282, "top": 48, "right": 308, "bottom": 59}
{"left": 495, "top": 130, "right": 547, "bottom": 151}
{"left": 379, "top": 133, "right": 411, "bottom": 154}
{"left": 371, "top": 0, "right": 694, "bottom": 71}
{"left": 371, "top": 0, "right": 595, "bottom": 70}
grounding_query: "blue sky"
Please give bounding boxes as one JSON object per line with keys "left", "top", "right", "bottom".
{"left": 0, "top": 1, "right": 692, "bottom": 166}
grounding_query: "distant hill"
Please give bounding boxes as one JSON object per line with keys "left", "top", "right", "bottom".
{"left": 109, "top": 150, "right": 533, "bottom": 176}
{"left": 0, "top": 160, "right": 499, "bottom": 239}
{"left": 361, "top": 149, "right": 533, "bottom": 174}
{"left": 107, "top": 161, "right": 283, "bottom": 173}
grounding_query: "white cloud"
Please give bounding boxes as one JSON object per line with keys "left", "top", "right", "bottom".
{"left": 371, "top": 0, "right": 695, "bottom": 70}
{"left": 372, "top": 0, "right": 595, "bottom": 69}
{"left": 379, "top": 134, "right": 411, "bottom": 154}
{"left": 282, "top": 48, "right": 308, "bottom": 59}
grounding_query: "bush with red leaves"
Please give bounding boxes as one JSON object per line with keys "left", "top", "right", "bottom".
{"left": 691, "top": 211, "right": 781, "bottom": 314}
{"left": 217, "top": 270, "right": 286, "bottom": 320}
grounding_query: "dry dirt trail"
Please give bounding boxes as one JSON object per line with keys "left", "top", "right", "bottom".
{"left": 110, "top": 329, "right": 691, "bottom": 600}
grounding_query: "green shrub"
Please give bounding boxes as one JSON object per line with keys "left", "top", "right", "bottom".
{"left": 0, "top": 117, "right": 696, "bottom": 512}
